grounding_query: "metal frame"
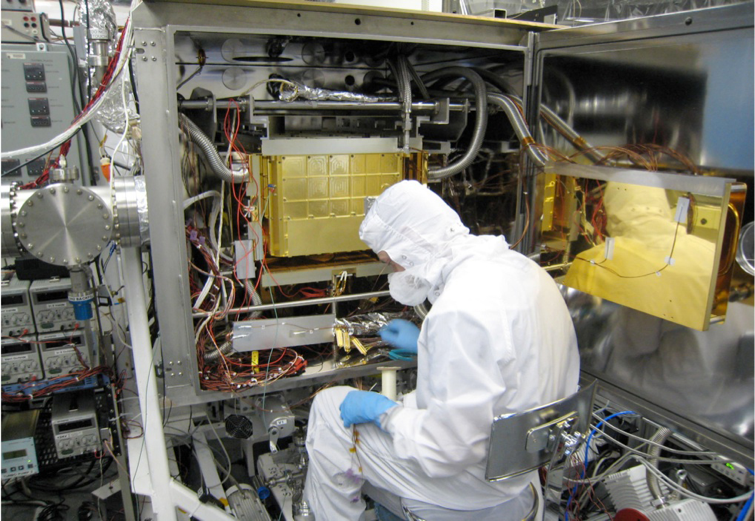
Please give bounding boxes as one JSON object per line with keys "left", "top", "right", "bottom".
{"left": 132, "top": 1, "right": 535, "bottom": 405}
{"left": 586, "top": 374, "right": 754, "bottom": 467}
{"left": 533, "top": 4, "right": 754, "bottom": 467}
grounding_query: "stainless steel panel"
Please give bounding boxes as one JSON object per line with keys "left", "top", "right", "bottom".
{"left": 486, "top": 380, "right": 596, "bottom": 481}
{"left": 533, "top": 3, "right": 753, "bottom": 465}
{"left": 132, "top": 30, "right": 197, "bottom": 393}
{"left": 534, "top": 4, "right": 754, "bottom": 172}
{"left": 569, "top": 292, "right": 754, "bottom": 466}
{"left": 233, "top": 314, "right": 335, "bottom": 352}
{"left": 132, "top": 0, "right": 528, "bottom": 403}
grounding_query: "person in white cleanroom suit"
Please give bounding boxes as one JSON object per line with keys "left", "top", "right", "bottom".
{"left": 303, "top": 180, "right": 580, "bottom": 520}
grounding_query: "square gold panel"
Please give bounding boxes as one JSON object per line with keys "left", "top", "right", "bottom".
{"left": 264, "top": 153, "right": 404, "bottom": 257}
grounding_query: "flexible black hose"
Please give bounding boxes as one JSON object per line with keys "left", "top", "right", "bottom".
{"left": 421, "top": 67, "right": 488, "bottom": 179}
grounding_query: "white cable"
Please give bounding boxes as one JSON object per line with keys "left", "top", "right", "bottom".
{"left": 1, "top": 10, "right": 136, "bottom": 160}
{"left": 637, "top": 458, "right": 753, "bottom": 505}
{"left": 110, "top": 60, "right": 132, "bottom": 188}
{"left": 205, "top": 419, "right": 233, "bottom": 485}
{"left": 216, "top": 182, "right": 225, "bottom": 266}
{"left": 591, "top": 424, "right": 730, "bottom": 465}
{"left": 593, "top": 414, "right": 719, "bottom": 456}
{"left": 183, "top": 190, "right": 221, "bottom": 211}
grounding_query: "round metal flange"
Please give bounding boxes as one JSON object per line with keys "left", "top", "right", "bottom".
{"left": 736, "top": 221, "right": 754, "bottom": 276}
{"left": 14, "top": 184, "right": 114, "bottom": 267}
{"left": 112, "top": 176, "right": 149, "bottom": 248}
{"left": 1, "top": 183, "right": 33, "bottom": 258}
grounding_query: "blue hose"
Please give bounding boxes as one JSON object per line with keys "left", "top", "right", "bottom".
{"left": 565, "top": 410, "right": 637, "bottom": 521}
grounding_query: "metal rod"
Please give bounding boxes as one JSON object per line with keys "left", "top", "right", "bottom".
{"left": 192, "top": 290, "right": 391, "bottom": 316}
{"left": 179, "top": 99, "right": 465, "bottom": 113}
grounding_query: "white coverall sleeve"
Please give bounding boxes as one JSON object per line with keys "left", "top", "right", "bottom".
{"left": 383, "top": 308, "right": 516, "bottom": 479}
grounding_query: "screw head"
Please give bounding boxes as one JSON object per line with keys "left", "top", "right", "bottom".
{"left": 19, "top": 233, "right": 26, "bottom": 239}
{"left": 49, "top": 257, "right": 55, "bottom": 263}
{"left": 63, "top": 259, "right": 68, "bottom": 265}
{"left": 96, "top": 245, "right": 102, "bottom": 251}
{"left": 150, "top": 41, "right": 156, "bottom": 46}
{"left": 26, "top": 243, "right": 33, "bottom": 249}
{"left": 88, "top": 195, "right": 95, "bottom": 201}
{"left": 87, "top": 253, "right": 94, "bottom": 259}
{"left": 63, "top": 186, "right": 69, "bottom": 193}
{"left": 97, "top": 204, "right": 103, "bottom": 210}
{"left": 26, "top": 201, "right": 33, "bottom": 207}
{"left": 75, "top": 257, "right": 81, "bottom": 263}
{"left": 105, "top": 225, "right": 111, "bottom": 231}
{"left": 103, "top": 214, "right": 109, "bottom": 220}
{"left": 142, "top": 56, "right": 147, "bottom": 62}
{"left": 16, "top": 222, "right": 24, "bottom": 228}
{"left": 36, "top": 251, "right": 43, "bottom": 257}
{"left": 20, "top": 211, "right": 27, "bottom": 217}
{"left": 36, "top": 192, "right": 43, "bottom": 199}
{"left": 48, "top": 188, "right": 55, "bottom": 194}
{"left": 151, "top": 57, "right": 157, "bottom": 62}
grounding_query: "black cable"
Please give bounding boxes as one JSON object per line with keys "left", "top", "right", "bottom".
{"left": 56, "top": 0, "right": 80, "bottom": 108}
{"left": 37, "top": 499, "right": 69, "bottom": 521}
{"left": 57, "top": 0, "right": 98, "bottom": 185}
{"left": 29, "top": 457, "right": 113, "bottom": 493}
{"left": 0, "top": 139, "right": 73, "bottom": 178}
{"left": 129, "top": 57, "right": 140, "bottom": 113}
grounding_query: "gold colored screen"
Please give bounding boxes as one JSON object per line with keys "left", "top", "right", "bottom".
{"left": 262, "top": 153, "right": 404, "bottom": 257}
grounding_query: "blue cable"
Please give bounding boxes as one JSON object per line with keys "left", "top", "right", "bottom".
{"left": 564, "top": 410, "right": 637, "bottom": 521}
{"left": 736, "top": 493, "right": 753, "bottom": 521}
{"left": 388, "top": 349, "right": 416, "bottom": 362}
{"left": 736, "top": 469, "right": 755, "bottom": 521}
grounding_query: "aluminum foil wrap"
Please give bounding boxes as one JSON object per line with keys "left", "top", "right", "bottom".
{"left": 76, "top": 0, "right": 130, "bottom": 133}
{"left": 334, "top": 312, "right": 410, "bottom": 336}
{"left": 95, "top": 76, "right": 131, "bottom": 133}
{"left": 76, "top": 0, "right": 117, "bottom": 42}
{"left": 280, "top": 80, "right": 390, "bottom": 103}
{"left": 134, "top": 176, "right": 149, "bottom": 245}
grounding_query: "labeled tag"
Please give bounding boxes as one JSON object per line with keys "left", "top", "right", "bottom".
{"left": 674, "top": 197, "right": 690, "bottom": 224}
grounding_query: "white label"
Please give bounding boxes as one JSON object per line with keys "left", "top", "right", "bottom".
{"left": 2, "top": 308, "right": 18, "bottom": 313}
{"left": 604, "top": 237, "right": 615, "bottom": 261}
{"left": 45, "top": 302, "right": 69, "bottom": 309}
{"left": 6, "top": 53, "right": 26, "bottom": 60}
{"left": 674, "top": 197, "right": 690, "bottom": 224}
{"left": 55, "top": 433, "right": 73, "bottom": 440}
{"left": 53, "top": 348, "right": 76, "bottom": 355}
{"left": 3, "top": 20, "right": 13, "bottom": 27}
{"left": 2, "top": 354, "right": 30, "bottom": 361}
{"left": 273, "top": 418, "right": 288, "bottom": 427}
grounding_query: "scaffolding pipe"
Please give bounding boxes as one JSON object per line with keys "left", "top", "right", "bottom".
{"left": 192, "top": 290, "right": 391, "bottom": 317}
{"left": 121, "top": 247, "right": 177, "bottom": 521}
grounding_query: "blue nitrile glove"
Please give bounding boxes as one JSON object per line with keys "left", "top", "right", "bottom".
{"left": 379, "top": 319, "right": 420, "bottom": 353}
{"left": 339, "top": 390, "right": 397, "bottom": 429}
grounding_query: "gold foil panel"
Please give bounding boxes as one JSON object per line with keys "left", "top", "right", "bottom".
{"left": 541, "top": 164, "right": 745, "bottom": 331}
{"left": 263, "top": 153, "right": 405, "bottom": 257}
